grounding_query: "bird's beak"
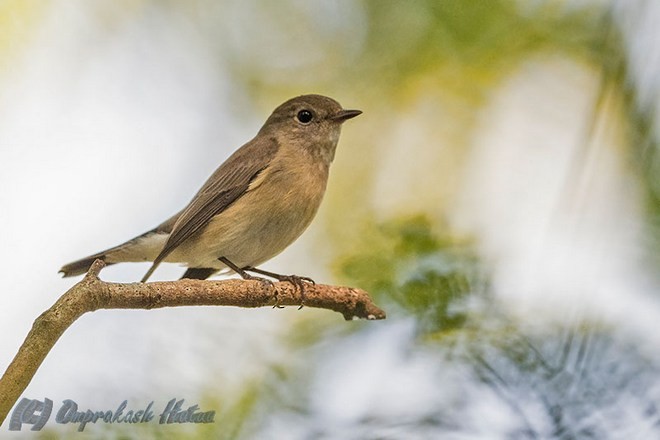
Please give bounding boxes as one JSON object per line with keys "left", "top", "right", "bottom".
{"left": 331, "top": 109, "right": 362, "bottom": 122}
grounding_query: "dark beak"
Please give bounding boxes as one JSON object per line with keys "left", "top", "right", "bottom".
{"left": 332, "top": 109, "right": 362, "bottom": 122}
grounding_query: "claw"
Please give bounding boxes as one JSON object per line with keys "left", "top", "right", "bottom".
{"left": 241, "top": 265, "right": 314, "bottom": 309}
{"left": 218, "top": 257, "right": 282, "bottom": 307}
{"left": 271, "top": 287, "right": 285, "bottom": 309}
{"left": 275, "top": 275, "right": 311, "bottom": 309}
{"left": 241, "top": 273, "right": 281, "bottom": 307}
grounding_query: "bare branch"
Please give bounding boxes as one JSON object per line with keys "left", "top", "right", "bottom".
{"left": 0, "top": 260, "right": 385, "bottom": 425}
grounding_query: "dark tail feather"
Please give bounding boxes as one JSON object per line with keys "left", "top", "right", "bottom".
{"left": 59, "top": 253, "right": 114, "bottom": 277}
{"left": 60, "top": 212, "right": 180, "bottom": 280}
{"left": 180, "top": 267, "right": 216, "bottom": 280}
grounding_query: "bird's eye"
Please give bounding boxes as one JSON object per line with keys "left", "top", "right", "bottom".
{"left": 296, "top": 110, "right": 313, "bottom": 124}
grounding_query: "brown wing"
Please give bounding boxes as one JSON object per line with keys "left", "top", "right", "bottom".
{"left": 141, "top": 135, "right": 280, "bottom": 282}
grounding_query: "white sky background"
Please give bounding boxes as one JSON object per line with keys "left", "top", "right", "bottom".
{"left": 2, "top": 0, "right": 660, "bottom": 438}
{"left": 0, "top": 1, "right": 367, "bottom": 421}
{"left": 451, "top": 54, "right": 660, "bottom": 342}
{"left": 0, "top": 2, "right": 299, "bottom": 409}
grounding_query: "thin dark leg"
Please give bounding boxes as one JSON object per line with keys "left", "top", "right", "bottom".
{"left": 219, "top": 257, "right": 257, "bottom": 280}
{"left": 218, "top": 257, "right": 282, "bottom": 308}
{"left": 244, "top": 266, "right": 313, "bottom": 309}
{"left": 244, "top": 267, "right": 315, "bottom": 285}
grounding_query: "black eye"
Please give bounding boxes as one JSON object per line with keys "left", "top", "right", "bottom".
{"left": 296, "top": 110, "right": 313, "bottom": 124}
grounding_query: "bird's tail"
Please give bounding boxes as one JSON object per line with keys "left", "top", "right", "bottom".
{"left": 59, "top": 251, "right": 115, "bottom": 277}
{"left": 59, "top": 230, "right": 169, "bottom": 278}
{"left": 60, "top": 212, "right": 178, "bottom": 279}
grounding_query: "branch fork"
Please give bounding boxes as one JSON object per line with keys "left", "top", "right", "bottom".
{"left": 0, "top": 260, "right": 385, "bottom": 426}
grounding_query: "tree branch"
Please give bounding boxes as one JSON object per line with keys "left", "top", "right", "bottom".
{"left": 0, "top": 260, "right": 385, "bottom": 425}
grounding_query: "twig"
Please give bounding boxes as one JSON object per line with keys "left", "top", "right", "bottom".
{"left": 0, "top": 260, "right": 385, "bottom": 425}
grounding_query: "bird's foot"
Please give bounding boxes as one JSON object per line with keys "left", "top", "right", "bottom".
{"left": 244, "top": 267, "right": 314, "bottom": 309}
{"left": 275, "top": 274, "right": 313, "bottom": 310}
{"left": 218, "top": 257, "right": 282, "bottom": 307}
{"left": 241, "top": 273, "right": 283, "bottom": 308}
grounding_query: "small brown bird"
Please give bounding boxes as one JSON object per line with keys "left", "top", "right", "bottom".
{"left": 60, "top": 94, "right": 361, "bottom": 286}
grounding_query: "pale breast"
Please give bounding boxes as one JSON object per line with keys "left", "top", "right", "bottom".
{"left": 169, "top": 150, "right": 330, "bottom": 269}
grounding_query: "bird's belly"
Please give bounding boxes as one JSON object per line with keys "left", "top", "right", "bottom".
{"left": 168, "top": 177, "right": 324, "bottom": 269}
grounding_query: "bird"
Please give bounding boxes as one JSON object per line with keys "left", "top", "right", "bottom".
{"left": 59, "top": 94, "right": 361, "bottom": 288}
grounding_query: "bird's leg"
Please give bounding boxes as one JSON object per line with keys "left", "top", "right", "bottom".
{"left": 218, "top": 257, "right": 282, "bottom": 308}
{"left": 244, "top": 266, "right": 314, "bottom": 309}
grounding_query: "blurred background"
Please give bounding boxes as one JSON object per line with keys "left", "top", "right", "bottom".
{"left": 1, "top": 0, "right": 660, "bottom": 438}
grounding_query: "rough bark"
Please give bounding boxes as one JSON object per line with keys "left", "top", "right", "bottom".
{"left": 0, "top": 260, "right": 385, "bottom": 425}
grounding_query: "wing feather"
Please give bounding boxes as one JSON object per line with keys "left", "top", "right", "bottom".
{"left": 141, "top": 136, "right": 279, "bottom": 282}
